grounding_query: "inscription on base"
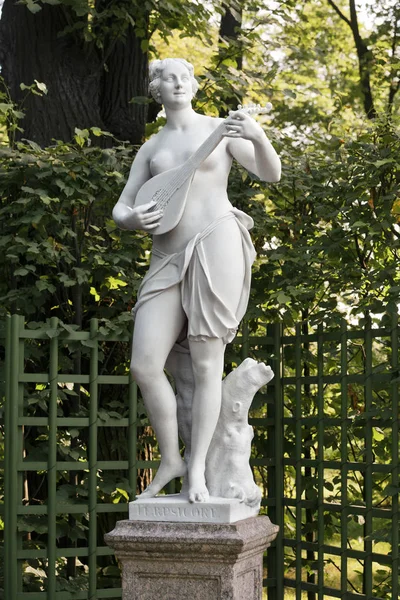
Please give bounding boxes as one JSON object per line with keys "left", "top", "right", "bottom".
{"left": 131, "top": 504, "right": 219, "bottom": 521}
{"left": 128, "top": 494, "right": 259, "bottom": 523}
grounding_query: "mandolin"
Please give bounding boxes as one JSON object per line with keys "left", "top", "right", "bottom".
{"left": 134, "top": 103, "right": 272, "bottom": 236}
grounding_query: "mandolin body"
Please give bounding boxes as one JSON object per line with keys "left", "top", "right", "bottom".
{"left": 135, "top": 167, "right": 194, "bottom": 236}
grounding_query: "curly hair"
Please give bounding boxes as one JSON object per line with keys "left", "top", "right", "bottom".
{"left": 148, "top": 58, "right": 199, "bottom": 104}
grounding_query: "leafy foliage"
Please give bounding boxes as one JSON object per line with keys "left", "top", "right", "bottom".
{"left": 0, "top": 134, "right": 150, "bottom": 326}
{"left": 219, "top": 116, "right": 400, "bottom": 330}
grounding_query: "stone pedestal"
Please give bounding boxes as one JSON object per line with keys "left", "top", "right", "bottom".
{"left": 105, "top": 516, "right": 279, "bottom": 600}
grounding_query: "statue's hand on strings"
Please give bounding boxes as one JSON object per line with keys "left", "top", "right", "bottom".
{"left": 122, "top": 201, "right": 163, "bottom": 232}
{"left": 224, "top": 110, "right": 264, "bottom": 143}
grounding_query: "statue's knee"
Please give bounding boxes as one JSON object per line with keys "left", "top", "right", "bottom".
{"left": 130, "top": 356, "right": 154, "bottom": 384}
{"left": 191, "top": 356, "right": 217, "bottom": 382}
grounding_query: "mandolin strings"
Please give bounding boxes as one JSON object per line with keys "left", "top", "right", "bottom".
{"left": 146, "top": 104, "right": 270, "bottom": 214}
{"left": 148, "top": 122, "right": 227, "bottom": 212}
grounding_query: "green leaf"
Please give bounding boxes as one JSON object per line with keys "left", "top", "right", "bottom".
{"left": 283, "top": 89, "right": 297, "bottom": 99}
{"left": 59, "top": 273, "right": 76, "bottom": 287}
{"left": 90, "top": 286, "right": 100, "bottom": 301}
{"left": 25, "top": 0, "right": 42, "bottom": 14}
{"left": 91, "top": 127, "right": 102, "bottom": 137}
{"left": 115, "top": 487, "right": 129, "bottom": 501}
{"left": 373, "top": 159, "right": 395, "bottom": 168}
{"left": 34, "top": 80, "right": 48, "bottom": 94}
{"left": 74, "top": 127, "right": 89, "bottom": 138}
{"left": 372, "top": 427, "right": 385, "bottom": 442}
{"left": 46, "top": 328, "right": 60, "bottom": 339}
{"left": 0, "top": 102, "right": 14, "bottom": 113}
{"left": 276, "top": 291, "right": 291, "bottom": 304}
{"left": 36, "top": 280, "right": 56, "bottom": 293}
{"left": 14, "top": 267, "right": 29, "bottom": 276}
{"left": 81, "top": 339, "right": 97, "bottom": 348}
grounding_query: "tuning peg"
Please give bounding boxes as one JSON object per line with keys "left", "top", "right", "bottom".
{"left": 235, "top": 102, "right": 273, "bottom": 114}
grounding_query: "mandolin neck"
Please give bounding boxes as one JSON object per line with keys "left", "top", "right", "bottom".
{"left": 186, "top": 121, "right": 227, "bottom": 172}
{"left": 157, "top": 121, "right": 226, "bottom": 205}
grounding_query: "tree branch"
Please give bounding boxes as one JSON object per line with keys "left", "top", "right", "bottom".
{"left": 326, "top": 0, "right": 351, "bottom": 28}
{"left": 388, "top": 12, "right": 400, "bottom": 111}
{"left": 353, "top": 233, "right": 367, "bottom": 269}
{"left": 327, "top": 0, "right": 376, "bottom": 118}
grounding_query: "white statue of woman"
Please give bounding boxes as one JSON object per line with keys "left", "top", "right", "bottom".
{"left": 112, "top": 58, "right": 281, "bottom": 503}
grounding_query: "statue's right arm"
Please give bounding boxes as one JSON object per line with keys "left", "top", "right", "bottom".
{"left": 112, "top": 142, "right": 163, "bottom": 232}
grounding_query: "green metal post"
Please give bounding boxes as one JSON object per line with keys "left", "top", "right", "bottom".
{"left": 340, "top": 319, "right": 349, "bottom": 595}
{"left": 128, "top": 371, "right": 138, "bottom": 500}
{"left": 294, "top": 323, "right": 302, "bottom": 600}
{"left": 17, "top": 315, "right": 24, "bottom": 593}
{"left": 273, "top": 322, "right": 284, "bottom": 600}
{"left": 89, "top": 318, "right": 99, "bottom": 599}
{"left": 266, "top": 323, "right": 284, "bottom": 600}
{"left": 4, "top": 315, "right": 17, "bottom": 600}
{"left": 363, "top": 316, "right": 373, "bottom": 596}
{"left": 47, "top": 316, "right": 58, "bottom": 598}
{"left": 391, "top": 309, "right": 399, "bottom": 599}
{"left": 317, "top": 324, "right": 324, "bottom": 599}
{"left": 241, "top": 319, "right": 250, "bottom": 361}
{"left": 6, "top": 315, "right": 24, "bottom": 599}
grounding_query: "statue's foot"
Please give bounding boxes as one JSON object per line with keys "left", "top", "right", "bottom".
{"left": 137, "top": 459, "right": 187, "bottom": 499}
{"left": 188, "top": 468, "right": 209, "bottom": 503}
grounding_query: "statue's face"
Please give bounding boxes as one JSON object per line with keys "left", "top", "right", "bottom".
{"left": 159, "top": 61, "right": 193, "bottom": 108}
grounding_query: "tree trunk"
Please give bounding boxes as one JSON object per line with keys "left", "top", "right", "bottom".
{"left": 100, "top": 23, "right": 150, "bottom": 145}
{"left": 0, "top": 0, "right": 149, "bottom": 146}
{"left": 327, "top": 0, "right": 376, "bottom": 119}
{"left": 348, "top": 0, "right": 376, "bottom": 119}
{"left": 218, "top": 1, "right": 243, "bottom": 116}
{"left": 0, "top": 0, "right": 105, "bottom": 145}
{"left": 220, "top": 1, "right": 243, "bottom": 70}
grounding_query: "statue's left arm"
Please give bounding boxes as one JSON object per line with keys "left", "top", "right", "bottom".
{"left": 224, "top": 111, "right": 281, "bottom": 183}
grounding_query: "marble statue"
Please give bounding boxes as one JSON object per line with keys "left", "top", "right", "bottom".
{"left": 112, "top": 57, "right": 281, "bottom": 505}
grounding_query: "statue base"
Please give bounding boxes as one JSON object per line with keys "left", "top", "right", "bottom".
{"left": 129, "top": 493, "right": 259, "bottom": 523}
{"left": 105, "top": 516, "right": 279, "bottom": 600}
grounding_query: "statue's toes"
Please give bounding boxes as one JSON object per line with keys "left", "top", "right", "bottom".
{"left": 188, "top": 488, "right": 209, "bottom": 503}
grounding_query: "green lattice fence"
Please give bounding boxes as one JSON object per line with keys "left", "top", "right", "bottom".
{"left": 0, "top": 311, "right": 399, "bottom": 599}
{"left": 264, "top": 312, "right": 399, "bottom": 600}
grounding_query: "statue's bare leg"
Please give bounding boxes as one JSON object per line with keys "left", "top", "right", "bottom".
{"left": 187, "top": 337, "right": 225, "bottom": 503}
{"left": 130, "top": 285, "right": 187, "bottom": 498}
{"left": 187, "top": 217, "right": 245, "bottom": 503}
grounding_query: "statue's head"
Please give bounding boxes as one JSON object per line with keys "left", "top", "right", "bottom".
{"left": 149, "top": 58, "right": 199, "bottom": 104}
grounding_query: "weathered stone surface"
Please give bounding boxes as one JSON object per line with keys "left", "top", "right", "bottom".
{"left": 129, "top": 494, "right": 259, "bottom": 523}
{"left": 105, "top": 516, "right": 279, "bottom": 600}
